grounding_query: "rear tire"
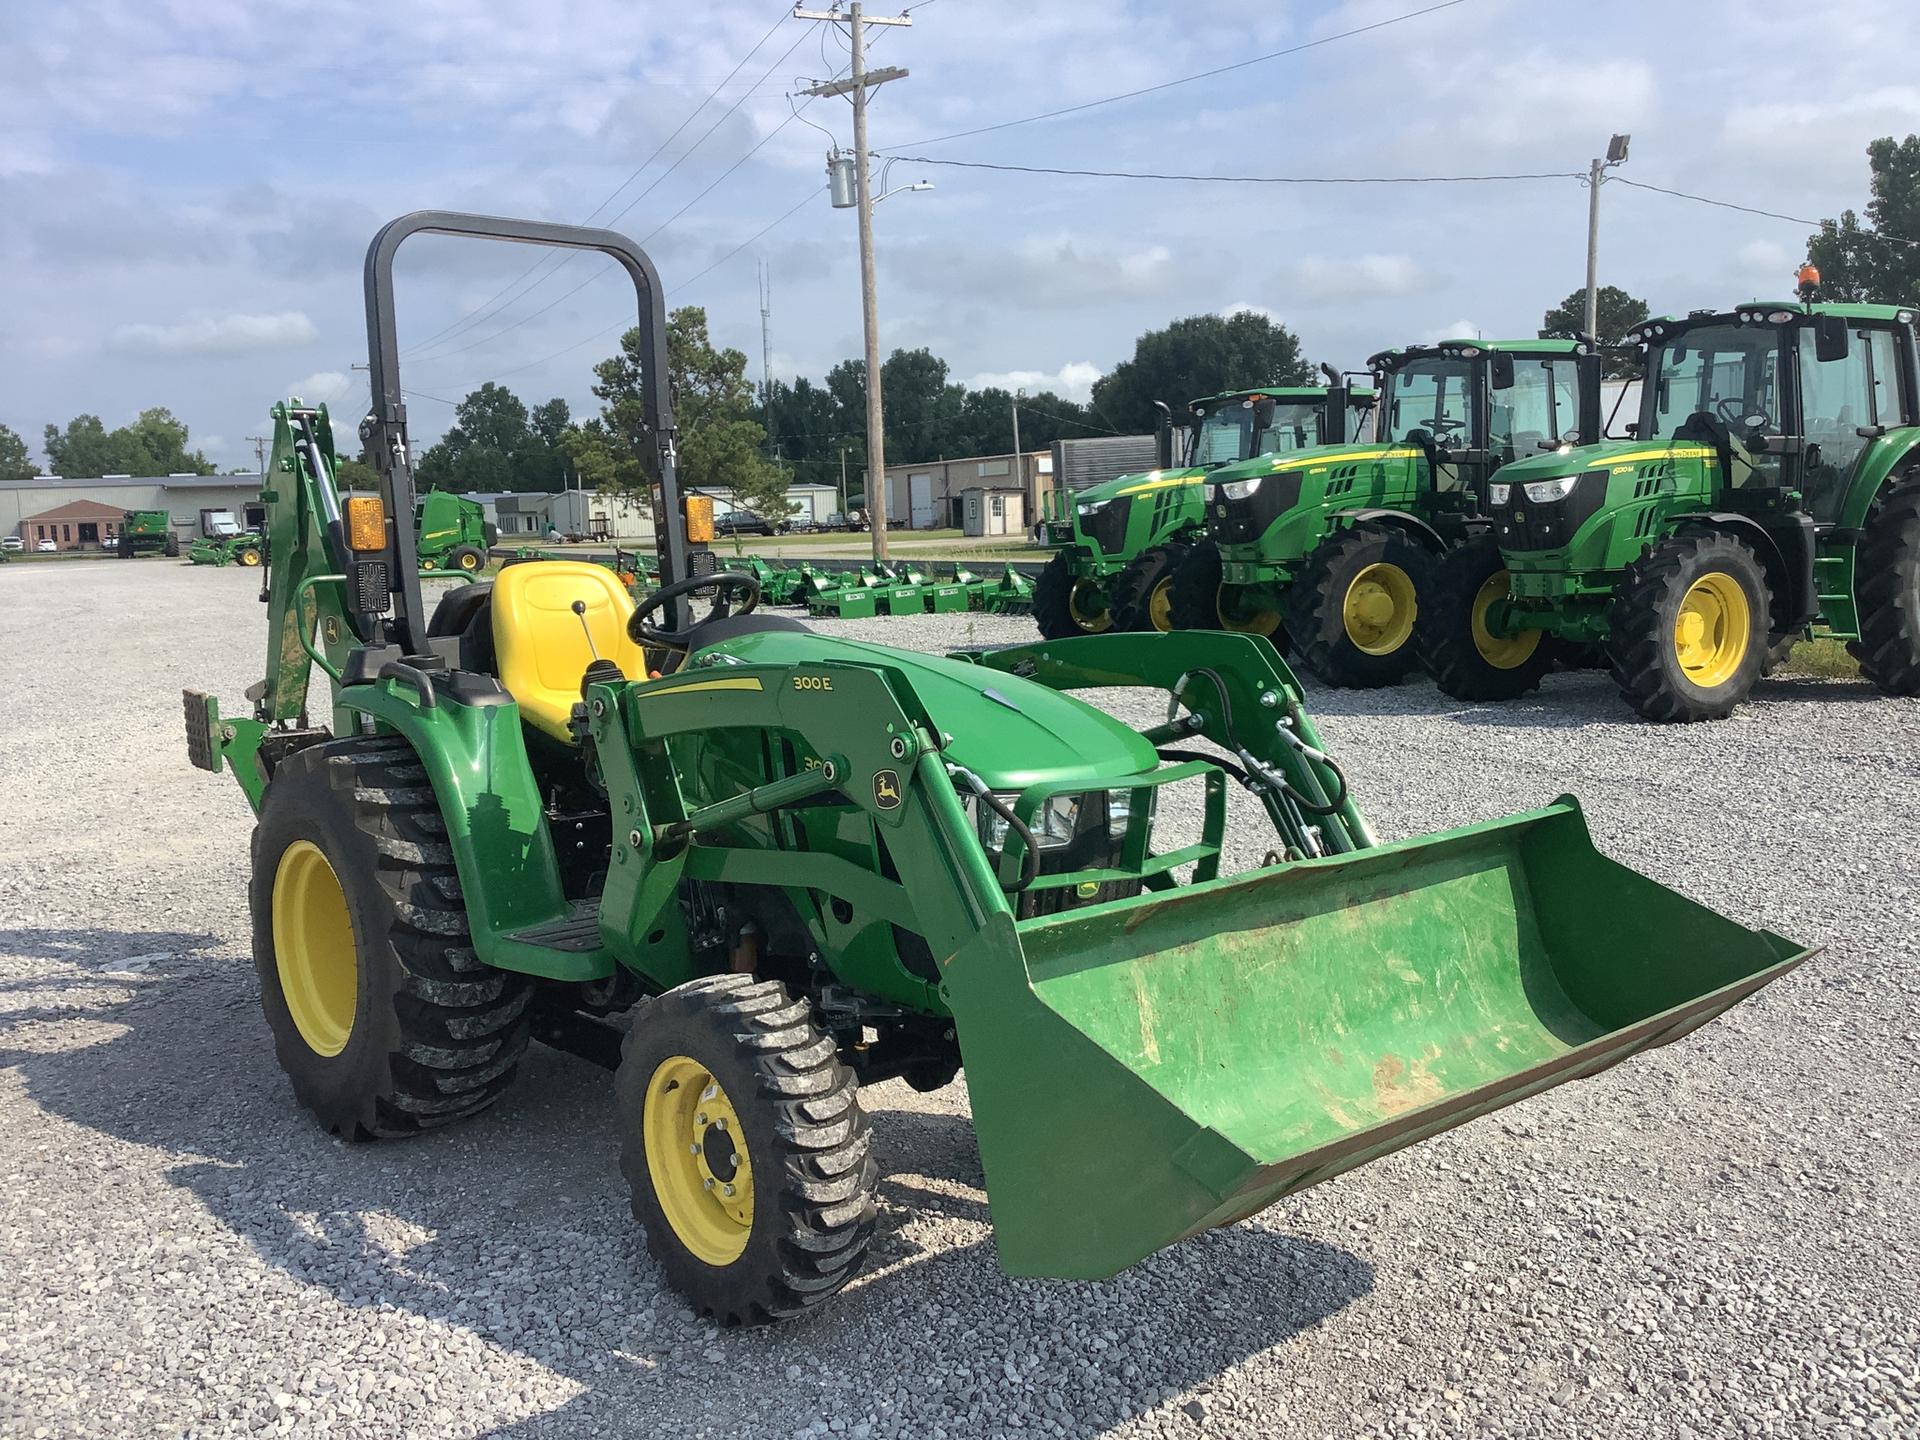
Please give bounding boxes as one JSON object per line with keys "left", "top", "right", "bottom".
{"left": 163, "top": 534, "right": 180, "bottom": 557}
{"left": 1168, "top": 541, "right": 1289, "bottom": 651}
{"left": 1606, "top": 531, "right": 1769, "bottom": 722}
{"left": 249, "top": 738, "right": 531, "bottom": 1139}
{"left": 1854, "top": 478, "right": 1920, "bottom": 696}
{"left": 1032, "top": 551, "right": 1110, "bottom": 639}
{"left": 449, "top": 544, "right": 487, "bottom": 574}
{"left": 238, "top": 546, "right": 262, "bottom": 568}
{"left": 617, "top": 974, "right": 877, "bottom": 1326}
{"left": 1288, "top": 524, "right": 1431, "bottom": 689}
{"left": 1418, "top": 534, "right": 1553, "bottom": 701}
{"left": 1112, "top": 542, "right": 1188, "bottom": 632}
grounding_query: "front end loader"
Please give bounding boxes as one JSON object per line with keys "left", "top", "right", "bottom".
{"left": 1034, "top": 382, "right": 1372, "bottom": 639}
{"left": 1420, "top": 301, "right": 1920, "bottom": 719}
{"left": 184, "top": 213, "right": 1809, "bottom": 1327}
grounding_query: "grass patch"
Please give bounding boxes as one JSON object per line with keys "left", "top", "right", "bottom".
{"left": 1781, "top": 637, "right": 1860, "bottom": 679}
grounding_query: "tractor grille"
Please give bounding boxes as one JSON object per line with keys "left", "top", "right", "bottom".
{"left": 1208, "top": 471, "right": 1305, "bottom": 545}
{"left": 1081, "top": 496, "right": 1132, "bottom": 558}
{"left": 1494, "top": 474, "right": 1605, "bottom": 552}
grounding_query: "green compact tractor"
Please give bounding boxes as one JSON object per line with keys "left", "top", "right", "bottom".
{"left": 184, "top": 214, "right": 1807, "bottom": 1327}
{"left": 118, "top": 508, "right": 179, "bottom": 559}
{"left": 1032, "top": 381, "right": 1372, "bottom": 639}
{"left": 189, "top": 506, "right": 267, "bottom": 567}
{"left": 1421, "top": 302, "right": 1920, "bottom": 719}
{"left": 414, "top": 489, "right": 495, "bottom": 573}
{"left": 1173, "top": 340, "right": 1602, "bottom": 688}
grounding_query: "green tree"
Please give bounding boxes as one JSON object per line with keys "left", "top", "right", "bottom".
{"left": 1808, "top": 134, "right": 1920, "bottom": 303}
{"left": 42, "top": 408, "right": 212, "bottom": 477}
{"left": 334, "top": 457, "right": 380, "bottom": 491}
{"left": 0, "top": 424, "right": 34, "bottom": 482}
{"left": 414, "top": 382, "right": 570, "bottom": 493}
{"left": 1542, "top": 286, "right": 1650, "bottom": 379}
{"left": 1091, "top": 312, "right": 1313, "bottom": 431}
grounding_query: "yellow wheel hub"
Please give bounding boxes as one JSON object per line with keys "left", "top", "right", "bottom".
{"left": 1673, "top": 571, "right": 1750, "bottom": 688}
{"left": 1068, "top": 579, "right": 1112, "bottom": 633}
{"left": 1215, "top": 585, "right": 1283, "bottom": 637}
{"left": 240, "top": 549, "right": 262, "bottom": 567}
{"left": 1470, "top": 570, "right": 1543, "bottom": 669}
{"left": 643, "top": 1056, "right": 755, "bottom": 1265}
{"left": 1147, "top": 578, "right": 1174, "bottom": 632}
{"left": 271, "top": 841, "right": 358, "bottom": 1057}
{"left": 1341, "top": 562, "right": 1417, "bottom": 656}
{"left": 457, "top": 550, "right": 481, "bottom": 572}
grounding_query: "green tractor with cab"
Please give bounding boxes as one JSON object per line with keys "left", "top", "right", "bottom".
{"left": 1032, "top": 379, "right": 1372, "bottom": 639}
{"left": 1419, "top": 301, "right": 1920, "bottom": 719}
{"left": 1173, "top": 339, "right": 1603, "bottom": 688}
{"left": 182, "top": 213, "right": 1808, "bottom": 1327}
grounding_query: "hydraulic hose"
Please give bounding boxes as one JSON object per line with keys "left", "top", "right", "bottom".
{"left": 946, "top": 763, "right": 1041, "bottom": 894}
{"left": 1176, "top": 666, "right": 1349, "bottom": 817}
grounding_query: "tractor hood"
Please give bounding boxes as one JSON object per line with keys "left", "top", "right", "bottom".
{"left": 1075, "top": 465, "right": 1207, "bottom": 512}
{"left": 1203, "top": 442, "right": 1421, "bottom": 489}
{"left": 696, "top": 629, "right": 1160, "bottom": 790}
{"left": 1493, "top": 436, "right": 1718, "bottom": 487}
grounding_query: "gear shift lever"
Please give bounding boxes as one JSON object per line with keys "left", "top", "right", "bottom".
{"left": 572, "top": 599, "right": 626, "bottom": 695}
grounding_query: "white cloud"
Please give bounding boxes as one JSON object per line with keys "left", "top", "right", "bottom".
{"left": 963, "top": 363, "right": 1105, "bottom": 403}
{"left": 284, "top": 370, "right": 361, "bottom": 409}
{"left": 112, "top": 311, "right": 318, "bottom": 354}
{"left": 1421, "top": 319, "right": 1482, "bottom": 346}
{"left": 1273, "top": 255, "right": 1431, "bottom": 305}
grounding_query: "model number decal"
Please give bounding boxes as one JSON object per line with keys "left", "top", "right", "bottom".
{"left": 793, "top": 674, "right": 834, "bottom": 691}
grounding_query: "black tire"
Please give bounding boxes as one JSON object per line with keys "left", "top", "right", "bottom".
{"left": 617, "top": 974, "right": 877, "bottom": 1326}
{"left": 1032, "top": 551, "right": 1110, "bottom": 639}
{"left": 1417, "top": 534, "right": 1554, "bottom": 701}
{"left": 119, "top": 540, "right": 134, "bottom": 559}
{"left": 163, "top": 533, "right": 181, "bottom": 558}
{"left": 1855, "top": 479, "right": 1920, "bottom": 696}
{"left": 249, "top": 737, "right": 531, "bottom": 1139}
{"left": 1759, "top": 633, "right": 1800, "bottom": 678}
{"left": 1167, "top": 541, "right": 1289, "bottom": 651}
{"left": 1288, "top": 524, "right": 1432, "bottom": 688}
{"left": 1606, "top": 531, "right": 1770, "bottom": 722}
{"left": 1111, "top": 542, "right": 1189, "bottom": 632}
{"left": 449, "top": 544, "right": 487, "bottom": 574}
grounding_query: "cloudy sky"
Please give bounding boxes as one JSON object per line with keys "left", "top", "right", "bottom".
{"left": 5, "top": 0, "right": 1919, "bottom": 471}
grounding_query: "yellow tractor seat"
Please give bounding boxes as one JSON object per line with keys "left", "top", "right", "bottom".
{"left": 491, "top": 561, "right": 649, "bottom": 741}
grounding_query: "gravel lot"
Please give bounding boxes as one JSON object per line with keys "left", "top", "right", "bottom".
{"left": 2, "top": 559, "right": 1916, "bottom": 1440}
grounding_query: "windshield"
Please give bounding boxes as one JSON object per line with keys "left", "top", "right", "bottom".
{"left": 1642, "top": 324, "right": 1782, "bottom": 440}
{"left": 1382, "top": 360, "right": 1473, "bottom": 444}
{"left": 1190, "top": 399, "right": 1330, "bottom": 466}
{"left": 207, "top": 514, "right": 240, "bottom": 535}
{"left": 1488, "top": 356, "right": 1584, "bottom": 459}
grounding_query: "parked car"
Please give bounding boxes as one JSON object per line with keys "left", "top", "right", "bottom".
{"left": 37, "top": 540, "right": 57, "bottom": 552}
{"left": 101, "top": 536, "right": 118, "bottom": 549}
{"left": 714, "top": 511, "right": 773, "bottom": 537}
{"left": 0, "top": 537, "right": 22, "bottom": 552}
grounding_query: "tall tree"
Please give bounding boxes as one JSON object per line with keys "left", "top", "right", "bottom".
{"left": 42, "top": 408, "right": 213, "bottom": 477}
{"left": 1808, "top": 135, "right": 1920, "bottom": 303}
{"left": 0, "top": 423, "right": 35, "bottom": 482}
{"left": 1542, "top": 286, "right": 1650, "bottom": 379}
{"left": 1091, "top": 311, "right": 1313, "bottom": 431}
{"left": 414, "top": 382, "right": 570, "bottom": 493}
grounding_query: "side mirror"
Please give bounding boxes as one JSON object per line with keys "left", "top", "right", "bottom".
{"left": 1489, "top": 352, "right": 1515, "bottom": 390}
{"left": 1814, "top": 314, "right": 1849, "bottom": 363}
{"left": 1624, "top": 422, "right": 1640, "bottom": 438}
{"left": 1250, "top": 395, "right": 1277, "bottom": 429}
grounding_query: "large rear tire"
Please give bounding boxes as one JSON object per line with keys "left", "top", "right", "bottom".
{"left": 449, "top": 544, "right": 487, "bottom": 574}
{"left": 163, "top": 533, "right": 180, "bottom": 558}
{"left": 1032, "top": 551, "right": 1111, "bottom": 639}
{"left": 249, "top": 738, "right": 531, "bottom": 1138}
{"left": 1167, "top": 541, "right": 1289, "bottom": 651}
{"left": 1417, "top": 534, "right": 1553, "bottom": 701}
{"left": 1606, "top": 531, "right": 1770, "bottom": 722}
{"left": 617, "top": 974, "right": 877, "bottom": 1327}
{"left": 1288, "top": 524, "right": 1431, "bottom": 688}
{"left": 1854, "top": 478, "right": 1920, "bottom": 696}
{"left": 1112, "top": 542, "right": 1188, "bottom": 632}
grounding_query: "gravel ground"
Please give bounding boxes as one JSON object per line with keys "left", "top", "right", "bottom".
{"left": 1, "top": 560, "right": 1916, "bottom": 1440}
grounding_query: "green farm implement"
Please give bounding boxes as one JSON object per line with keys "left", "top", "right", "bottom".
{"left": 1034, "top": 379, "right": 1373, "bottom": 639}
{"left": 1420, "top": 301, "right": 1920, "bottom": 719}
{"left": 118, "top": 509, "right": 179, "bottom": 559}
{"left": 1174, "top": 339, "right": 1602, "bottom": 688}
{"left": 413, "top": 489, "right": 495, "bottom": 573}
{"left": 188, "top": 505, "right": 267, "bottom": 567}
{"left": 184, "top": 213, "right": 1808, "bottom": 1327}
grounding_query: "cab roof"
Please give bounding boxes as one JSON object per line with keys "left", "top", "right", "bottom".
{"left": 1627, "top": 300, "right": 1918, "bottom": 345}
{"left": 1367, "top": 337, "right": 1592, "bottom": 369}
{"left": 1189, "top": 385, "right": 1376, "bottom": 413}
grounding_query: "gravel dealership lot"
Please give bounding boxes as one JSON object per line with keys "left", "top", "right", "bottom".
{"left": 2, "top": 560, "right": 1916, "bottom": 1439}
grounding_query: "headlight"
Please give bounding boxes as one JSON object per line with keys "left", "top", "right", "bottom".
{"left": 1205, "top": 485, "right": 1221, "bottom": 503}
{"left": 1486, "top": 482, "right": 1511, "bottom": 506}
{"left": 1078, "top": 499, "right": 1108, "bottom": 517}
{"left": 962, "top": 790, "right": 1145, "bottom": 852}
{"left": 1219, "top": 476, "right": 1264, "bottom": 501}
{"left": 1522, "top": 476, "right": 1579, "bottom": 502}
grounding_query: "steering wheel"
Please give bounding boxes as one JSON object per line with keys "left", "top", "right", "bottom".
{"left": 629, "top": 570, "right": 761, "bottom": 649}
{"left": 1712, "top": 397, "right": 1750, "bottom": 427}
{"left": 1430, "top": 416, "right": 1467, "bottom": 435}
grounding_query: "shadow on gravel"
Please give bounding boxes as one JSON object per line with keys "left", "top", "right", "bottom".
{"left": 1, "top": 943, "right": 1373, "bottom": 1438}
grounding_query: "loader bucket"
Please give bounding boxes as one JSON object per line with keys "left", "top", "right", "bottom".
{"left": 945, "top": 799, "right": 1810, "bottom": 1280}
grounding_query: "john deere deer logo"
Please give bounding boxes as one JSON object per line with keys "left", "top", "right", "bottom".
{"left": 873, "top": 770, "right": 902, "bottom": 810}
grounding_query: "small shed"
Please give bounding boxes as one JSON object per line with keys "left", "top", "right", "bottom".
{"left": 960, "top": 487, "right": 1026, "bottom": 537}
{"left": 19, "top": 500, "right": 130, "bottom": 551}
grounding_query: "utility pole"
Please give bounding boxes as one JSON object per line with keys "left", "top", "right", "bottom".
{"left": 798, "top": 2, "right": 911, "bottom": 562}
{"left": 1583, "top": 134, "right": 1632, "bottom": 341}
{"left": 839, "top": 447, "right": 849, "bottom": 514}
{"left": 758, "top": 260, "right": 776, "bottom": 456}
{"left": 1009, "top": 389, "right": 1023, "bottom": 520}
{"left": 247, "top": 435, "right": 269, "bottom": 478}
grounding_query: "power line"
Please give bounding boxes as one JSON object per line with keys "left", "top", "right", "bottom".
{"left": 890, "top": 0, "right": 1471, "bottom": 148}
{"left": 1611, "top": 175, "right": 1920, "bottom": 249}
{"left": 1018, "top": 402, "right": 1119, "bottom": 436}
{"left": 877, "top": 154, "right": 1581, "bottom": 186}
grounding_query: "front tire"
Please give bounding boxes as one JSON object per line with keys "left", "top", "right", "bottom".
{"left": 249, "top": 738, "right": 531, "bottom": 1138}
{"left": 1032, "top": 551, "right": 1111, "bottom": 639}
{"left": 1855, "top": 478, "right": 1920, "bottom": 695}
{"left": 238, "top": 545, "right": 262, "bottom": 567}
{"left": 1418, "top": 534, "right": 1554, "bottom": 701}
{"left": 617, "top": 975, "right": 877, "bottom": 1326}
{"left": 1168, "top": 541, "right": 1289, "bottom": 649}
{"left": 1112, "top": 542, "right": 1188, "bottom": 632}
{"left": 1288, "top": 524, "right": 1431, "bottom": 688}
{"left": 1606, "top": 531, "right": 1769, "bottom": 722}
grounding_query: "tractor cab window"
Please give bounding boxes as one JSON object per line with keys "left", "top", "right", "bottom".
{"left": 1643, "top": 324, "right": 1783, "bottom": 488}
{"left": 1256, "top": 401, "right": 1328, "bottom": 457}
{"left": 1797, "top": 324, "right": 1883, "bottom": 521}
{"left": 1190, "top": 399, "right": 1329, "bottom": 466}
{"left": 1382, "top": 359, "right": 1473, "bottom": 446}
{"left": 1487, "top": 356, "right": 1583, "bottom": 461}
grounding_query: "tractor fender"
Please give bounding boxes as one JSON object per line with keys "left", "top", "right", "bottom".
{"left": 1838, "top": 429, "right": 1920, "bottom": 529}
{"left": 1334, "top": 507, "right": 1448, "bottom": 554}
{"left": 1669, "top": 511, "right": 1819, "bottom": 628}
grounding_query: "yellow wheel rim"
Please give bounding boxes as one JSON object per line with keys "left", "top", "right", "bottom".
{"left": 1147, "top": 578, "right": 1175, "bottom": 632}
{"left": 1067, "top": 579, "right": 1112, "bottom": 633}
{"left": 1215, "top": 585, "right": 1283, "bottom": 637}
{"left": 271, "top": 841, "right": 358, "bottom": 1058}
{"left": 1341, "top": 562, "right": 1418, "bottom": 656}
{"left": 1470, "top": 570, "right": 1542, "bottom": 669}
{"left": 1673, "top": 571, "right": 1751, "bottom": 688}
{"left": 240, "top": 549, "right": 261, "bottom": 567}
{"left": 457, "top": 550, "right": 481, "bottom": 572}
{"left": 643, "top": 1056, "right": 755, "bottom": 1265}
